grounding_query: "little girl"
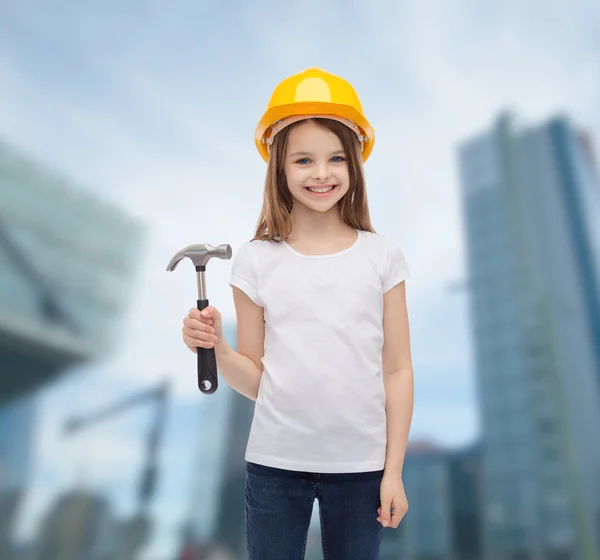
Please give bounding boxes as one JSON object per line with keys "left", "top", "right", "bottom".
{"left": 182, "top": 67, "right": 414, "bottom": 560}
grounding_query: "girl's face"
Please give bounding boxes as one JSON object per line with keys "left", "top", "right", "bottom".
{"left": 283, "top": 120, "right": 350, "bottom": 213}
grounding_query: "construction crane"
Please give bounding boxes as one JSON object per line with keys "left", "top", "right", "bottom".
{"left": 63, "top": 378, "right": 170, "bottom": 559}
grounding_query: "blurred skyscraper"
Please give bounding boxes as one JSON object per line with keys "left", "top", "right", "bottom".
{"left": 457, "top": 112, "right": 600, "bottom": 559}
{"left": 0, "top": 394, "right": 36, "bottom": 558}
{"left": 0, "top": 137, "right": 147, "bottom": 557}
{"left": 379, "top": 440, "right": 482, "bottom": 560}
{"left": 33, "top": 490, "right": 116, "bottom": 560}
{"left": 447, "top": 442, "right": 484, "bottom": 560}
{"left": 182, "top": 322, "right": 254, "bottom": 560}
{"left": 303, "top": 440, "right": 483, "bottom": 560}
{"left": 0, "top": 137, "right": 147, "bottom": 404}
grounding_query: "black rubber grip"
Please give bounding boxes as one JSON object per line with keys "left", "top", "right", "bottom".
{"left": 197, "top": 299, "right": 218, "bottom": 394}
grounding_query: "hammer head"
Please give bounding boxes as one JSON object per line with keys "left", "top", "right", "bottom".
{"left": 166, "top": 243, "right": 232, "bottom": 271}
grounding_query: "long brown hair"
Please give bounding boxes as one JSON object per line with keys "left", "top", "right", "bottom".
{"left": 251, "top": 118, "right": 376, "bottom": 242}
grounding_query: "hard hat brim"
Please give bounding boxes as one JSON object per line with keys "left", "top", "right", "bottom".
{"left": 255, "top": 101, "right": 375, "bottom": 163}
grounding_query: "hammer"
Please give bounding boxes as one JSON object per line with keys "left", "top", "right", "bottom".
{"left": 166, "top": 243, "right": 232, "bottom": 394}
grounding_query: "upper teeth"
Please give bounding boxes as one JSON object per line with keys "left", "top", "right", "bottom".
{"left": 307, "top": 186, "right": 334, "bottom": 193}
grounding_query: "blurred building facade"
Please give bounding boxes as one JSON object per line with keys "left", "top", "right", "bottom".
{"left": 380, "top": 441, "right": 482, "bottom": 560}
{"left": 457, "top": 112, "right": 600, "bottom": 559}
{"left": 395, "top": 442, "right": 456, "bottom": 560}
{"left": 0, "top": 138, "right": 147, "bottom": 404}
{"left": 447, "top": 442, "right": 484, "bottom": 560}
{"left": 303, "top": 440, "right": 483, "bottom": 560}
{"left": 33, "top": 490, "right": 117, "bottom": 560}
{"left": 0, "top": 394, "right": 37, "bottom": 558}
{"left": 0, "top": 137, "right": 147, "bottom": 558}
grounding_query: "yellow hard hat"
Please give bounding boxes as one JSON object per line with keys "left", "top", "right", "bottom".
{"left": 255, "top": 67, "right": 375, "bottom": 163}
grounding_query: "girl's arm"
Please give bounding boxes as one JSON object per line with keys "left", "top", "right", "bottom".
{"left": 215, "top": 287, "right": 265, "bottom": 401}
{"left": 381, "top": 280, "right": 414, "bottom": 476}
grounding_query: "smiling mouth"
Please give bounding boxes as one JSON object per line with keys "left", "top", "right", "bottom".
{"left": 304, "top": 184, "right": 338, "bottom": 195}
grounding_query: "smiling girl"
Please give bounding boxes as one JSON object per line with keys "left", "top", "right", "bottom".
{"left": 182, "top": 67, "right": 414, "bottom": 560}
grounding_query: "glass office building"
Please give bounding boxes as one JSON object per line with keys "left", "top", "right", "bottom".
{"left": 457, "top": 113, "right": 600, "bottom": 559}
{"left": 0, "top": 395, "right": 36, "bottom": 493}
{"left": 0, "top": 138, "right": 147, "bottom": 403}
{"left": 0, "top": 394, "right": 36, "bottom": 555}
{"left": 0, "top": 136, "right": 147, "bottom": 556}
{"left": 373, "top": 441, "right": 482, "bottom": 560}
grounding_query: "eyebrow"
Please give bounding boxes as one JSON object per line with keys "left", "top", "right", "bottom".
{"left": 288, "top": 150, "right": 345, "bottom": 158}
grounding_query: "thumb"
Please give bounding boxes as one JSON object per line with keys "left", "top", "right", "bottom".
{"left": 380, "top": 500, "right": 391, "bottom": 526}
{"left": 201, "top": 306, "right": 221, "bottom": 320}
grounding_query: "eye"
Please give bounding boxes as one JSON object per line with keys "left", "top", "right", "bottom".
{"left": 331, "top": 156, "right": 345, "bottom": 163}
{"left": 296, "top": 158, "right": 311, "bottom": 165}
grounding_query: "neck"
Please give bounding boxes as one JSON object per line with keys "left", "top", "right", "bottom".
{"left": 286, "top": 204, "right": 353, "bottom": 242}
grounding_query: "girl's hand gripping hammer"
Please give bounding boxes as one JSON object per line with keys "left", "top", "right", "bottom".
{"left": 166, "top": 243, "right": 232, "bottom": 394}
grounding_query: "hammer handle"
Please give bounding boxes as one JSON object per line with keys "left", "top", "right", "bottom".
{"left": 197, "top": 299, "right": 218, "bottom": 394}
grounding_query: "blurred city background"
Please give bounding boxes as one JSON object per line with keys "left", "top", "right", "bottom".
{"left": 1, "top": 1, "right": 599, "bottom": 559}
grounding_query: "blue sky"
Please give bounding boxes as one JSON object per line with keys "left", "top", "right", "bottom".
{"left": 1, "top": 1, "right": 599, "bottom": 558}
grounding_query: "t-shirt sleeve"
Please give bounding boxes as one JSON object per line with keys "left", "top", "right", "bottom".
{"left": 229, "top": 242, "right": 263, "bottom": 306}
{"left": 382, "top": 238, "right": 411, "bottom": 293}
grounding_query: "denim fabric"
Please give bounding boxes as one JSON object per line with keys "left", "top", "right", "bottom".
{"left": 245, "top": 461, "right": 384, "bottom": 559}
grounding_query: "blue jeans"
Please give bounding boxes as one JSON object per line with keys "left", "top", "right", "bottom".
{"left": 245, "top": 461, "right": 384, "bottom": 559}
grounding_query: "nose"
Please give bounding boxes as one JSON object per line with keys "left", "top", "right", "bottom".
{"left": 312, "top": 160, "right": 331, "bottom": 182}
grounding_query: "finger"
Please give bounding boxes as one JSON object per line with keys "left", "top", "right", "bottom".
{"left": 183, "top": 317, "right": 216, "bottom": 333}
{"left": 184, "top": 335, "right": 215, "bottom": 349}
{"left": 189, "top": 308, "right": 215, "bottom": 324}
{"left": 379, "top": 502, "right": 392, "bottom": 527}
{"left": 189, "top": 308, "right": 202, "bottom": 320}
{"left": 183, "top": 326, "right": 215, "bottom": 340}
{"left": 184, "top": 331, "right": 219, "bottom": 344}
{"left": 188, "top": 314, "right": 214, "bottom": 326}
{"left": 200, "top": 313, "right": 216, "bottom": 325}
{"left": 191, "top": 318, "right": 216, "bottom": 333}
{"left": 183, "top": 327, "right": 218, "bottom": 343}
{"left": 200, "top": 306, "right": 213, "bottom": 319}
{"left": 392, "top": 502, "right": 408, "bottom": 527}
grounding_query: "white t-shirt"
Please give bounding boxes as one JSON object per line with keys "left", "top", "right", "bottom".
{"left": 228, "top": 228, "right": 410, "bottom": 473}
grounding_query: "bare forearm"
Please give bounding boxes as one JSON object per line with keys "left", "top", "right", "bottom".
{"left": 214, "top": 340, "right": 263, "bottom": 401}
{"left": 383, "top": 369, "right": 414, "bottom": 475}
